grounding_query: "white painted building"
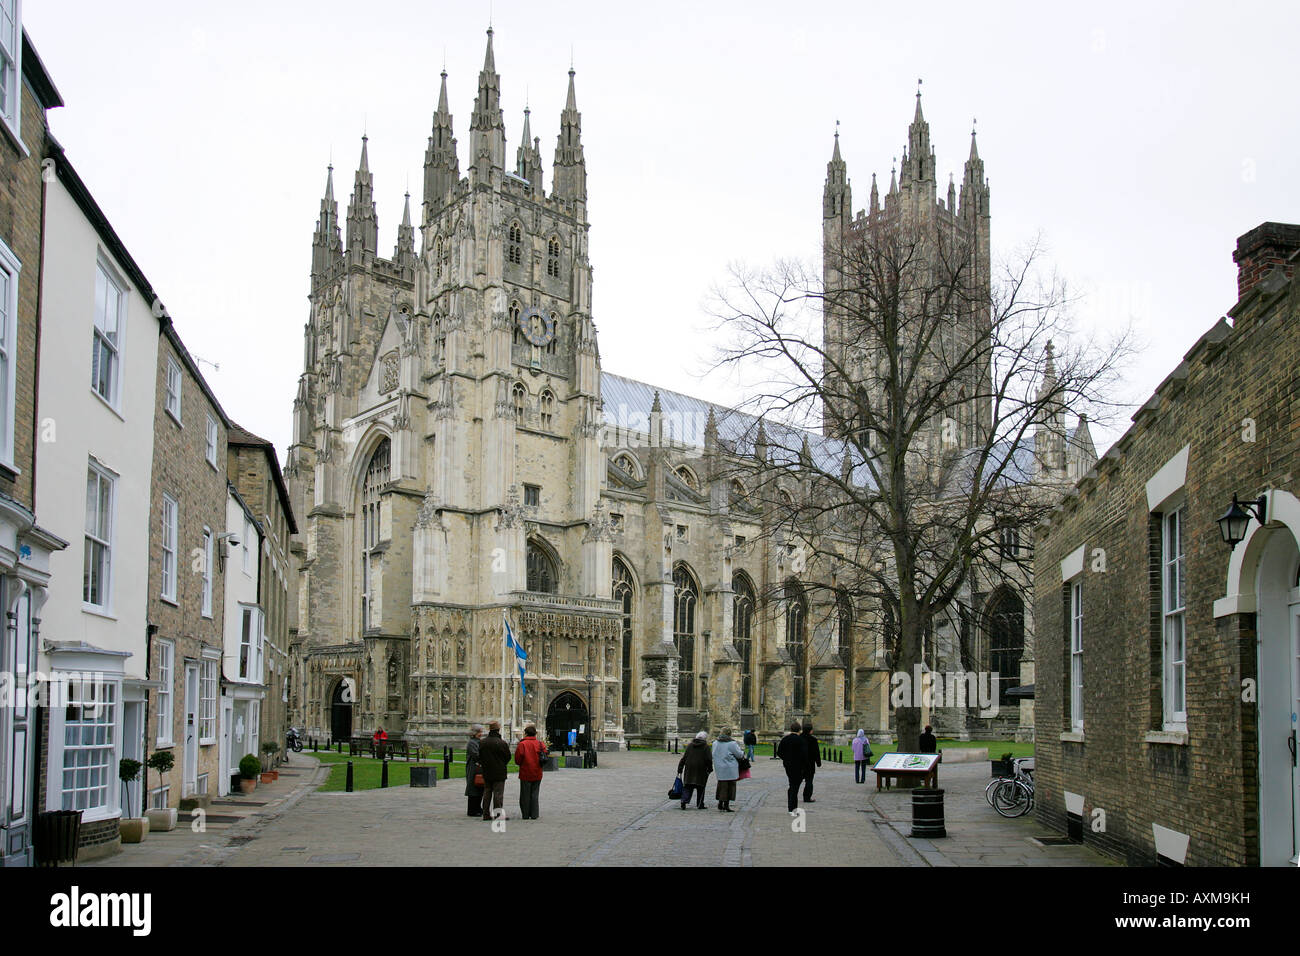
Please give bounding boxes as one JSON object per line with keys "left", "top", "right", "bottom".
{"left": 219, "top": 485, "right": 264, "bottom": 795}
{"left": 35, "top": 153, "right": 161, "bottom": 850}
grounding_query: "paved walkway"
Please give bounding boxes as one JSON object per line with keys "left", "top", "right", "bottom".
{"left": 79, "top": 750, "right": 1116, "bottom": 867}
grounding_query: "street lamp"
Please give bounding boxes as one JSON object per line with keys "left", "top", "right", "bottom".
{"left": 1217, "top": 494, "right": 1267, "bottom": 549}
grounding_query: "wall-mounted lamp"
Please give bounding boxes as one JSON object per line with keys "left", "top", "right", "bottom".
{"left": 1217, "top": 493, "right": 1267, "bottom": 549}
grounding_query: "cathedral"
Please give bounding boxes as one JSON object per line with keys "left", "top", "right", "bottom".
{"left": 284, "top": 30, "right": 1094, "bottom": 748}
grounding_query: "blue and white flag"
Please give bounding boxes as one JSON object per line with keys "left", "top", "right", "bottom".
{"left": 505, "top": 611, "right": 527, "bottom": 693}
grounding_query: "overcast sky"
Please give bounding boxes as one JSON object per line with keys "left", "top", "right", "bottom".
{"left": 24, "top": 0, "right": 1300, "bottom": 462}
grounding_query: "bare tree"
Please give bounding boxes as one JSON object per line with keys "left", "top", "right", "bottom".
{"left": 709, "top": 213, "right": 1133, "bottom": 753}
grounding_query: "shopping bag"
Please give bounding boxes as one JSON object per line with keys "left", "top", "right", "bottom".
{"left": 738, "top": 768, "right": 752, "bottom": 780}
{"left": 669, "top": 774, "right": 684, "bottom": 799}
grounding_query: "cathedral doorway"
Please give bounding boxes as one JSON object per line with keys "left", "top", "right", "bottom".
{"left": 545, "top": 690, "right": 589, "bottom": 751}
{"left": 330, "top": 678, "right": 353, "bottom": 743}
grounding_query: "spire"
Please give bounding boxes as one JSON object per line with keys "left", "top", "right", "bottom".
{"left": 424, "top": 69, "right": 461, "bottom": 214}
{"left": 901, "top": 80, "right": 935, "bottom": 195}
{"left": 515, "top": 106, "right": 543, "bottom": 191}
{"left": 311, "top": 163, "right": 344, "bottom": 287}
{"left": 960, "top": 118, "right": 989, "bottom": 221}
{"left": 947, "top": 173, "right": 956, "bottom": 211}
{"left": 870, "top": 172, "right": 879, "bottom": 213}
{"left": 552, "top": 67, "right": 586, "bottom": 202}
{"left": 346, "top": 135, "right": 378, "bottom": 262}
{"left": 470, "top": 27, "right": 505, "bottom": 177}
{"left": 823, "top": 121, "right": 850, "bottom": 223}
{"left": 394, "top": 191, "right": 415, "bottom": 271}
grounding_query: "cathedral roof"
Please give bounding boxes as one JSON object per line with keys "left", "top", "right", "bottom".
{"left": 600, "top": 371, "right": 863, "bottom": 479}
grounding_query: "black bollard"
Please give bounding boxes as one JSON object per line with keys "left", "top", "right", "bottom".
{"left": 381, "top": 759, "right": 389, "bottom": 789}
{"left": 337, "top": 741, "right": 342, "bottom": 754}
{"left": 345, "top": 760, "right": 354, "bottom": 793}
{"left": 666, "top": 738, "right": 671, "bottom": 753}
{"left": 443, "top": 746, "right": 451, "bottom": 780}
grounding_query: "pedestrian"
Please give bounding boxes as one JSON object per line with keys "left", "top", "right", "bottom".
{"left": 676, "top": 730, "right": 712, "bottom": 810}
{"left": 800, "top": 721, "right": 821, "bottom": 803}
{"left": 372, "top": 726, "right": 388, "bottom": 760}
{"left": 742, "top": 728, "right": 757, "bottom": 762}
{"left": 478, "top": 720, "right": 511, "bottom": 821}
{"left": 851, "top": 729, "right": 873, "bottom": 784}
{"left": 919, "top": 724, "right": 937, "bottom": 754}
{"left": 514, "top": 724, "right": 548, "bottom": 820}
{"left": 464, "top": 723, "right": 485, "bottom": 817}
{"left": 712, "top": 728, "right": 745, "bottom": 812}
{"left": 777, "top": 720, "right": 804, "bottom": 814}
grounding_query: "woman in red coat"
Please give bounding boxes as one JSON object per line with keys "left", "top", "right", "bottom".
{"left": 513, "top": 724, "right": 549, "bottom": 820}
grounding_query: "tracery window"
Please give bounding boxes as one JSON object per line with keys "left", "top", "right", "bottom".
{"left": 785, "top": 580, "right": 808, "bottom": 711}
{"left": 510, "top": 301, "right": 522, "bottom": 347}
{"left": 614, "top": 557, "right": 635, "bottom": 708}
{"left": 837, "top": 589, "right": 853, "bottom": 711}
{"left": 526, "top": 541, "right": 557, "bottom": 594}
{"left": 540, "top": 390, "right": 555, "bottom": 431}
{"left": 512, "top": 383, "right": 527, "bottom": 424}
{"left": 675, "top": 466, "right": 697, "bottom": 491}
{"left": 507, "top": 222, "right": 523, "bottom": 265}
{"left": 546, "top": 235, "right": 561, "bottom": 277}
{"left": 360, "top": 439, "right": 390, "bottom": 632}
{"left": 673, "top": 565, "right": 698, "bottom": 709}
{"left": 733, "top": 573, "right": 755, "bottom": 711}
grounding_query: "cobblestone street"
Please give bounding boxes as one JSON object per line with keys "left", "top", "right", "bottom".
{"left": 81, "top": 751, "right": 1117, "bottom": 867}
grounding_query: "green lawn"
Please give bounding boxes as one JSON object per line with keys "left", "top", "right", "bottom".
{"left": 311, "top": 751, "right": 471, "bottom": 792}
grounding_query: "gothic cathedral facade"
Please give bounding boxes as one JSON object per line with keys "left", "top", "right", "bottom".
{"left": 285, "top": 31, "right": 1091, "bottom": 747}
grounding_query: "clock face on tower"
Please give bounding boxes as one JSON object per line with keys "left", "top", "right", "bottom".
{"left": 519, "top": 306, "right": 556, "bottom": 348}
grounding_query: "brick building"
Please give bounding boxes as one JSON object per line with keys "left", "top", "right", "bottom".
{"left": 146, "top": 325, "right": 229, "bottom": 810}
{"left": 0, "top": 25, "right": 67, "bottom": 868}
{"left": 1033, "top": 221, "right": 1300, "bottom": 867}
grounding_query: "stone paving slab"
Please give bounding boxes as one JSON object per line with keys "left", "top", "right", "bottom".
{"left": 77, "top": 750, "right": 1121, "bottom": 867}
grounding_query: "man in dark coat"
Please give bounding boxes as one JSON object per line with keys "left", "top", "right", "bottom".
{"left": 777, "top": 720, "right": 805, "bottom": 813}
{"left": 676, "top": 732, "right": 712, "bottom": 809}
{"left": 919, "top": 725, "right": 937, "bottom": 754}
{"left": 800, "top": 722, "right": 822, "bottom": 803}
{"left": 478, "top": 720, "right": 511, "bottom": 821}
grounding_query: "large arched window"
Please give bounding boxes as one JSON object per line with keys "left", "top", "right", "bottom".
{"left": 507, "top": 221, "right": 523, "bottom": 265}
{"left": 360, "top": 439, "right": 390, "bottom": 632}
{"left": 732, "top": 573, "right": 755, "bottom": 711}
{"left": 614, "top": 557, "right": 635, "bottom": 708}
{"left": 987, "top": 589, "right": 1025, "bottom": 704}
{"left": 526, "top": 541, "right": 557, "bottom": 594}
{"left": 673, "top": 565, "right": 698, "bottom": 709}
{"left": 837, "top": 589, "right": 854, "bottom": 711}
{"left": 785, "top": 580, "right": 808, "bottom": 711}
{"left": 675, "top": 466, "right": 697, "bottom": 491}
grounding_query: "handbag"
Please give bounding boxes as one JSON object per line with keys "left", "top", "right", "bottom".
{"left": 736, "top": 756, "right": 751, "bottom": 773}
{"left": 473, "top": 772, "right": 485, "bottom": 787}
{"left": 669, "top": 774, "right": 684, "bottom": 799}
{"left": 738, "top": 767, "right": 752, "bottom": 780}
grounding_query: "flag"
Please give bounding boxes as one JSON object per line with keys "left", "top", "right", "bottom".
{"left": 505, "top": 611, "right": 527, "bottom": 693}
{"left": 503, "top": 611, "right": 527, "bottom": 661}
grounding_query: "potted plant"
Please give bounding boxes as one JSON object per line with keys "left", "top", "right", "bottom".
{"left": 238, "top": 753, "right": 261, "bottom": 794}
{"left": 117, "top": 758, "right": 149, "bottom": 843}
{"left": 260, "top": 742, "right": 280, "bottom": 782}
{"left": 144, "top": 750, "right": 177, "bottom": 831}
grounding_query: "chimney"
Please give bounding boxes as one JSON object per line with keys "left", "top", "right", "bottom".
{"left": 1232, "top": 222, "right": 1300, "bottom": 299}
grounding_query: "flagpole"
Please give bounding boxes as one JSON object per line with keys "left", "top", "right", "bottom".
{"left": 500, "top": 611, "right": 508, "bottom": 732}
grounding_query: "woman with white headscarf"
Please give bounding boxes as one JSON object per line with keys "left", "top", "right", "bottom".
{"left": 851, "top": 729, "right": 873, "bottom": 784}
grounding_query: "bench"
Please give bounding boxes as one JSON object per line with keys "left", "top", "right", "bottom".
{"left": 348, "top": 737, "right": 416, "bottom": 760}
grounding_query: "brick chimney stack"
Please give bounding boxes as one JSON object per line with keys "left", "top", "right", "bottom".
{"left": 1233, "top": 222, "right": 1300, "bottom": 299}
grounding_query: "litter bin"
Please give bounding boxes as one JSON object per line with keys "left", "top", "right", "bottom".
{"left": 910, "top": 788, "right": 946, "bottom": 838}
{"left": 409, "top": 766, "right": 438, "bottom": 787}
{"left": 33, "top": 809, "right": 83, "bottom": 867}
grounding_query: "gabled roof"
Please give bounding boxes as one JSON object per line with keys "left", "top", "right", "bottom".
{"left": 228, "top": 422, "right": 298, "bottom": 535}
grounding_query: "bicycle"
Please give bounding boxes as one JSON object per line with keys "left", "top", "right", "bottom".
{"left": 990, "top": 757, "right": 1034, "bottom": 818}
